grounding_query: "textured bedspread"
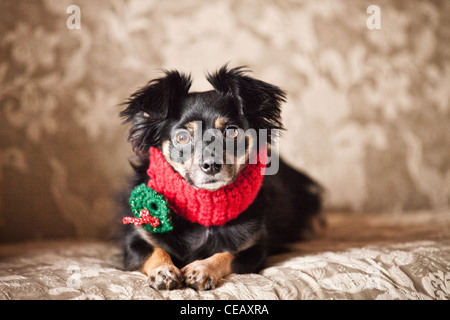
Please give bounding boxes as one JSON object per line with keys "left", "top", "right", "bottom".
{"left": 1, "top": 211, "right": 449, "bottom": 300}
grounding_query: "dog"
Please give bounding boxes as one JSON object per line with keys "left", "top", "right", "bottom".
{"left": 118, "top": 65, "right": 323, "bottom": 290}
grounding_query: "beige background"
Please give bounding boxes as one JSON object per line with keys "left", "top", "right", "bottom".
{"left": 0, "top": 0, "right": 449, "bottom": 242}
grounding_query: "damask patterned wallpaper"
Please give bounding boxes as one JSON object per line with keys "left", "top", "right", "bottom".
{"left": 0, "top": 0, "right": 449, "bottom": 241}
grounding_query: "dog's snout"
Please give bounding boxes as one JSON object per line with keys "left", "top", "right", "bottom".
{"left": 200, "top": 158, "right": 223, "bottom": 175}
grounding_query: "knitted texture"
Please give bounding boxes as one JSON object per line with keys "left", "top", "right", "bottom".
{"left": 123, "top": 183, "right": 173, "bottom": 233}
{"left": 147, "top": 147, "right": 267, "bottom": 226}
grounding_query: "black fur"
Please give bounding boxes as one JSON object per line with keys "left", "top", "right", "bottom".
{"left": 118, "top": 65, "right": 323, "bottom": 285}
{"left": 206, "top": 65, "right": 285, "bottom": 140}
{"left": 120, "top": 70, "right": 192, "bottom": 159}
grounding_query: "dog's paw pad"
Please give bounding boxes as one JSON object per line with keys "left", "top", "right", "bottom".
{"left": 147, "top": 265, "right": 183, "bottom": 290}
{"left": 182, "top": 264, "right": 217, "bottom": 291}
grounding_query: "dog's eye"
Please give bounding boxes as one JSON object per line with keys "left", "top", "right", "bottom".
{"left": 225, "top": 126, "right": 239, "bottom": 139}
{"left": 175, "top": 130, "right": 191, "bottom": 144}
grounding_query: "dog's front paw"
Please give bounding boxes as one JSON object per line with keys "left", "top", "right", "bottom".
{"left": 182, "top": 262, "right": 218, "bottom": 290}
{"left": 147, "top": 265, "right": 183, "bottom": 290}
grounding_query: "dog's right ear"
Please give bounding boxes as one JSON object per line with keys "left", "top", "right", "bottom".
{"left": 120, "top": 70, "right": 191, "bottom": 158}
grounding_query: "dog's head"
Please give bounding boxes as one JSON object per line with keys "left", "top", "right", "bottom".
{"left": 121, "top": 65, "right": 285, "bottom": 190}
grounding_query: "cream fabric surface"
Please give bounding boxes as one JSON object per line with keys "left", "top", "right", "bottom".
{"left": 1, "top": 211, "right": 449, "bottom": 300}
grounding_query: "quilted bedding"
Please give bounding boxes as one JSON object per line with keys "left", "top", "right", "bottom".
{"left": 0, "top": 211, "right": 449, "bottom": 300}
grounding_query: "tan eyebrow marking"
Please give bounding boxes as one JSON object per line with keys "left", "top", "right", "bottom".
{"left": 214, "top": 117, "right": 227, "bottom": 130}
{"left": 184, "top": 121, "right": 199, "bottom": 134}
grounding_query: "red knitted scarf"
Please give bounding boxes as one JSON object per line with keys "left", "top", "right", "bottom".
{"left": 146, "top": 147, "right": 267, "bottom": 226}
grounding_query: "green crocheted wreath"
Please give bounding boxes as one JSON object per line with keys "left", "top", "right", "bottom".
{"left": 126, "top": 183, "right": 173, "bottom": 233}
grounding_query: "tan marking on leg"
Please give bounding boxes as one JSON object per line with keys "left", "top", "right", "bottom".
{"left": 182, "top": 252, "right": 234, "bottom": 290}
{"left": 141, "top": 248, "right": 174, "bottom": 275}
{"left": 142, "top": 248, "right": 183, "bottom": 290}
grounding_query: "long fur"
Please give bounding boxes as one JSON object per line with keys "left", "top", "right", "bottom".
{"left": 120, "top": 70, "right": 192, "bottom": 158}
{"left": 118, "top": 65, "right": 323, "bottom": 287}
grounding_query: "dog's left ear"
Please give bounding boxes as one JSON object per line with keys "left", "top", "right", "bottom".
{"left": 120, "top": 70, "right": 191, "bottom": 158}
{"left": 207, "top": 65, "right": 286, "bottom": 132}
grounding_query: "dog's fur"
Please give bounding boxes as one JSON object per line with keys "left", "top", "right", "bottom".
{"left": 119, "top": 65, "right": 323, "bottom": 290}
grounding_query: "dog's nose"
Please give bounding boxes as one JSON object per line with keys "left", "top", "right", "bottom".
{"left": 200, "top": 159, "right": 222, "bottom": 175}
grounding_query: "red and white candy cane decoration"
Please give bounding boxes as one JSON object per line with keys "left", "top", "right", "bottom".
{"left": 122, "top": 209, "right": 160, "bottom": 228}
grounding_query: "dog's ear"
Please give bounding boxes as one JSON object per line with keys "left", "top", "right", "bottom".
{"left": 120, "top": 70, "right": 191, "bottom": 158}
{"left": 207, "top": 65, "right": 286, "bottom": 133}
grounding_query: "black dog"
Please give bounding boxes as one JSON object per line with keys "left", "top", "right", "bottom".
{"left": 119, "top": 65, "right": 323, "bottom": 290}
